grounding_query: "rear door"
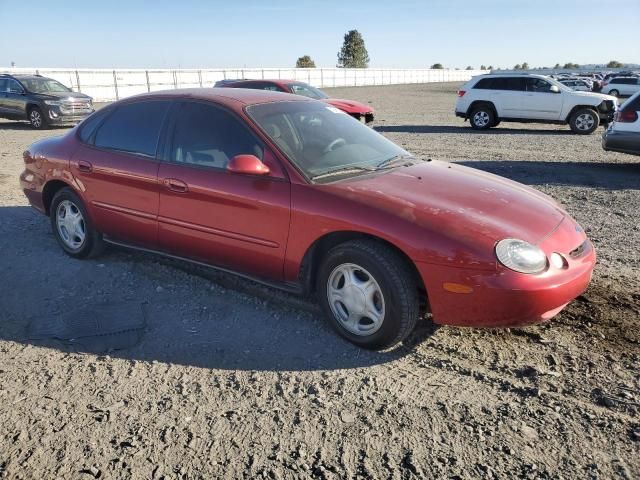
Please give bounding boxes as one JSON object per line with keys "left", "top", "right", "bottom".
{"left": 157, "top": 100, "right": 291, "bottom": 280}
{"left": 521, "top": 77, "right": 563, "bottom": 120}
{"left": 71, "top": 100, "right": 172, "bottom": 247}
{"left": 484, "top": 77, "right": 525, "bottom": 118}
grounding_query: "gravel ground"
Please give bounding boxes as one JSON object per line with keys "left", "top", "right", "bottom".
{"left": 0, "top": 83, "right": 639, "bottom": 479}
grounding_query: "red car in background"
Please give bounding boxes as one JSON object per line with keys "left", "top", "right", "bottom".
{"left": 220, "top": 79, "right": 375, "bottom": 123}
{"left": 20, "top": 88, "right": 595, "bottom": 350}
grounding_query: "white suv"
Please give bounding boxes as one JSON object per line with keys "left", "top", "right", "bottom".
{"left": 601, "top": 77, "right": 640, "bottom": 97}
{"left": 455, "top": 74, "right": 618, "bottom": 134}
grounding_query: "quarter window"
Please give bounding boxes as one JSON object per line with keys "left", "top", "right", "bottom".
{"left": 170, "top": 101, "right": 263, "bottom": 169}
{"left": 94, "top": 101, "right": 170, "bottom": 157}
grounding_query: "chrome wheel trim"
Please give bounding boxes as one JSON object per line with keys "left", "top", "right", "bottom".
{"left": 473, "top": 110, "right": 490, "bottom": 127}
{"left": 575, "top": 113, "right": 595, "bottom": 131}
{"left": 30, "top": 110, "right": 42, "bottom": 128}
{"left": 326, "top": 263, "right": 385, "bottom": 336}
{"left": 56, "top": 200, "right": 86, "bottom": 250}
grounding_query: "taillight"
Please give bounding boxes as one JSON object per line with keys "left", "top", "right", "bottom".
{"left": 615, "top": 109, "right": 639, "bottom": 123}
{"left": 457, "top": 90, "right": 466, "bottom": 97}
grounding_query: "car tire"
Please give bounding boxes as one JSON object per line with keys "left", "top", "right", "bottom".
{"left": 50, "top": 187, "right": 105, "bottom": 259}
{"left": 316, "top": 240, "right": 420, "bottom": 350}
{"left": 492, "top": 119, "right": 501, "bottom": 127}
{"left": 469, "top": 105, "right": 495, "bottom": 130}
{"left": 609, "top": 89, "right": 619, "bottom": 97}
{"left": 569, "top": 108, "right": 600, "bottom": 135}
{"left": 28, "top": 106, "right": 47, "bottom": 129}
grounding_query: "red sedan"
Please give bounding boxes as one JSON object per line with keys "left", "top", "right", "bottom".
{"left": 221, "top": 79, "right": 375, "bottom": 123}
{"left": 20, "top": 88, "right": 595, "bottom": 349}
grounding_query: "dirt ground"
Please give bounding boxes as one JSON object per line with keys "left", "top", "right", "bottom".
{"left": 0, "top": 83, "right": 638, "bottom": 479}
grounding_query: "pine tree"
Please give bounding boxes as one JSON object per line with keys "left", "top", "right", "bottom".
{"left": 295, "top": 55, "right": 316, "bottom": 68}
{"left": 337, "top": 30, "right": 370, "bottom": 68}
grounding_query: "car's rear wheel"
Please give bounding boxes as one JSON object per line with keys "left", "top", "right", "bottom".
{"left": 50, "top": 187, "right": 104, "bottom": 258}
{"left": 609, "top": 89, "right": 619, "bottom": 97}
{"left": 28, "top": 106, "right": 47, "bottom": 129}
{"left": 469, "top": 106, "right": 495, "bottom": 130}
{"left": 569, "top": 108, "right": 600, "bottom": 135}
{"left": 317, "top": 240, "right": 420, "bottom": 350}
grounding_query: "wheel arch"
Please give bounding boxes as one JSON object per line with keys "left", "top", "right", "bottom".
{"left": 26, "top": 102, "right": 42, "bottom": 115}
{"left": 42, "top": 179, "right": 75, "bottom": 215}
{"left": 466, "top": 100, "right": 498, "bottom": 118}
{"left": 298, "top": 230, "right": 429, "bottom": 314}
{"left": 565, "top": 104, "right": 599, "bottom": 123}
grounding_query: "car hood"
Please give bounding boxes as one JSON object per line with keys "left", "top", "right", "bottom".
{"left": 322, "top": 98, "right": 374, "bottom": 114}
{"left": 33, "top": 91, "right": 92, "bottom": 101}
{"left": 321, "top": 160, "right": 566, "bottom": 246}
{"left": 568, "top": 90, "right": 617, "bottom": 102}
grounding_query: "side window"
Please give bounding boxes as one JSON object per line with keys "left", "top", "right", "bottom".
{"left": 6, "top": 79, "right": 24, "bottom": 94}
{"left": 0, "top": 79, "right": 7, "bottom": 92}
{"left": 94, "top": 101, "right": 170, "bottom": 157}
{"left": 78, "top": 107, "right": 113, "bottom": 144}
{"left": 473, "top": 78, "right": 494, "bottom": 89}
{"left": 492, "top": 77, "right": 525, "bottom": 91}
{"left": 170, "top": 102, "right": 263, "bottom": 170}
{"left": 526, "top": 78, "right": 553, "bottom": 93}
{"left": 262, "top": 83, "right": 283, "bottom": 91}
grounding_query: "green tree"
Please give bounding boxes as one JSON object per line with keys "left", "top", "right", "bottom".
{"left": 430, "top": 63, "right": 444, "bottom": 69}
{"left": 480, "top": 65, "right": 486, "bottom": 70}
{"left": 553, "top": 63, "right": 561, "bottom": 69}
{"left": 563, "top": 62, "right": 580, "bottom": 69}
{"left": 606, "top": 60, "right": 624, "bottom": 68}
{"left": 337, "top": 30, "right": 370, "bottom": 68}
{"left": 295, "top": 55, "right": 316, "bottom": 68}
{"left": 521, "top": 62, "right": 530, "bottom": 70}
{"left": 465, "top": 66, "right": 473, "bottom": 70}
{"left": 488, "top": 65, "right": 494, "bottom": 70}
{"left": 514, "top": 64, "right": 522, "bottom": 70}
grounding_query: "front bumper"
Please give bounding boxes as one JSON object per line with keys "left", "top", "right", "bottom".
{"left": 602, "top": 128, "right": 640, "bottom": 156}
{"left": 47, "top": 106, "right": 94, "bottom": 126}
{"left": 416, "top": 225, "right": 596, "bottom": 328}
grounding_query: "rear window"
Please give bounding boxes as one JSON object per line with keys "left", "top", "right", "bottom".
{"left": 94, "top": 101, "right": 171, "bottom": 157}
{"left": 78, "top": 107, "right": 112, "bottom": 143}
{"left": 623, "top": 93, "right": 640, "bottom": 112}
{"left": 612, "top": 78, "right": 637, "bottom": 85}
{"left": 473, "top": 77, "right": 525, "bottom": 91}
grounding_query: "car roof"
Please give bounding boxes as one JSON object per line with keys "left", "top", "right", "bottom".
{"left": 0, "top": 74, "right": 43, "bottom": 80}
{"left": 125, "top": 87, "right": 312, "bottom": 106}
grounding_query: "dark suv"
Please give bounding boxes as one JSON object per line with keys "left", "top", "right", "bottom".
{"left": 0, "top": 74, "right": 94, "bottom": 129}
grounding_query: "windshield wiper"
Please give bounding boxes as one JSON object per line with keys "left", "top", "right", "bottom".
{"left": 375, "top": 154, "right": 417, "bottom": 170}
{"left": 311, "top": 165, "right": 375, "bottom": 180}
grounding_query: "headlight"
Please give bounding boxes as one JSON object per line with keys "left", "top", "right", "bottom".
{"left": 495, "top": 238, "right": 547, "bottom": 274}
{"left": 44, "top": 100, "right": 62, "bottom": 106}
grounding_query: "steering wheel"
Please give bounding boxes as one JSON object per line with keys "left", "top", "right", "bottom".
{"left": 323, "top": 138, "right": 347, "bottom": 154}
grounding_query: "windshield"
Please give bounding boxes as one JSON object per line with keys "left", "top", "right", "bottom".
{"left": 289, "top": 82, "right": 329, "bottom": 99}
{"left": 20, "top": 78, "right": 71, "bottom": 94}
{"left": 246, "top": 101, "right": 412, "bottom": 181}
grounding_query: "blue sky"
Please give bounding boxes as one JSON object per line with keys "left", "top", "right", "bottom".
{"left": 1, "top": 0, "right": 638, "bottom": 69}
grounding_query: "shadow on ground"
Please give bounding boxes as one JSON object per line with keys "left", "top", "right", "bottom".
{"left": 0, "top": 206, "right": 436, "bottom": 372}
{"left": 455, "top": 160, "right": 640, "bottom": 190}
{"left": 375, "top": 125, "right": 574, "bottom": 135}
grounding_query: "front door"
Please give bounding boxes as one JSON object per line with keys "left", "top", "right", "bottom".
{"left": 70, "top": 100, "right": 172, "bottom": 247}
{"left": 157, "top": 101, "right": 291, "bottom": 281}
{"left": 3, "top": 79, "right": 28, "bottom": 118}
{"left": 521, "top": 78, "right": 563, "bottom": 120}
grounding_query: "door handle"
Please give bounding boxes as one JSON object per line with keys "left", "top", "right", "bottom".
{"left": 163, "top": 178, "right": 189, "bottom": 193}
{"left": 77, "top": 160, "right": 93, "bottom": 173}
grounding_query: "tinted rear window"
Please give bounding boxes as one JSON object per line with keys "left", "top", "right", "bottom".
{"left": 94, "top": 101, "right": 170, "bottom": 157}
{"left": 473, "top": 77, "right": 525, "bottom": 91}
{"left": 612, "top": 78, "right": 637, "bottom": 85}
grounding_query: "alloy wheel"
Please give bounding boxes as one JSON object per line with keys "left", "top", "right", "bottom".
{"left": 30, "top": 110, "right": 43, "bottom": 128}
{"left": 473, "top": 110, "right": 490, "bottom": 127}
{"left": 575, "top": 113, "right": 595, "bottom": 131}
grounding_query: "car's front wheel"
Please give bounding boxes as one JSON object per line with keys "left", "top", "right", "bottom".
{"left": 608, "top": 89, "right": 619, "bottom": 97}
{"left": 469, "top": 106, "right": 495, "bottom": 130}
{"left": 28, "top": 106, "right": 47, "bottom": 129}
{"left": 50, "top": 187, "right": 104, "bottom": 258}
{"left": 317, "top": 240, "right": 420, "bottom": 350}
{"left": 569, "top": 108, "right": 600, "bottom": 135}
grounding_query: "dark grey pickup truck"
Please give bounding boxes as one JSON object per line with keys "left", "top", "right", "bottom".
{"left": 0, "top": 74, "right": 94, "bottom": 129}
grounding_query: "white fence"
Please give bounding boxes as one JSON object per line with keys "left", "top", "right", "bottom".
{"left": 2, "top": 67, "right": 488, "bottom": 102}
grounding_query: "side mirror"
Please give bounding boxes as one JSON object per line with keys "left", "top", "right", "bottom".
{"left": 227, "top": 154, "right": 270, "bottom": 175}
{"left": 550, "top": 85, "right": 560, "bottom": 93}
